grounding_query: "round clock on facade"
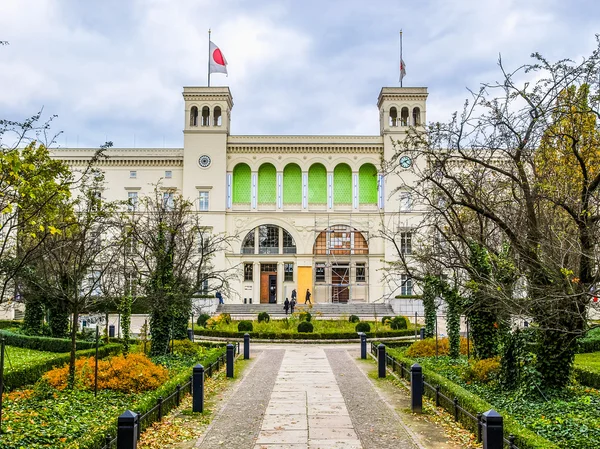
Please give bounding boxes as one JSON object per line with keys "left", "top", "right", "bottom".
{"left": 399, "top": 155, "right": 412, "bottom": 168}
{"left": 198, "top": 155, "right": 211, "bottom": 168}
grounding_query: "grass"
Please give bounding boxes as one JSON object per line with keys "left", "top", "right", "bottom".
{"left": 2, "top": 345, "right": 63, "bottom": 373}
{"left": 575, "top": 352, "right": 600, "bottom": 373}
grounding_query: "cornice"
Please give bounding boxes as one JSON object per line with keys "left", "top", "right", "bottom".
{"left": 227, "top": 135, "right": 383, "bottom": 154}
{"left": 60, "top": 158, "right": 184, "bottom": 167}
{"left": 227, "top": 145, "right": 383, "bottom": 154}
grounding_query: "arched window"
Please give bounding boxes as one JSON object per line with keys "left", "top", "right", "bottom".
{"left": 413, "top": 107, "right": 421, "bottom": 126}
{"left": 308, "top": 163, "right": 327, "bottom": 205}
{"left": 240, "top": 225, "right": 296, "bottom": 254}
{"left": 232, "top": 163, "right": 251, "bottom": 204}
{"left": 359, "top": 163, "right": 378, "bottom": 205}
{"left": 389, "top": 107, "right": 398, "bottom": 127}
{"left": 283, "top": 163, "right": 302, "bottom": 205}
{"left": 258, "top": 163, "right": 276, "bottom": 205}
{"left": 201, "top": 106, "right": 210, "bottom": 126}
{"left": 190, "top": 106, "right": 198, "bottom": 126}
{"left": 401, "top": 107, "right": 409, "bottom": 126}
{"left": 214, "top": 106, "right": 222, "bottom": 126}
{"left": 334, "top": 163, "right": 352, "bottom": 205}
{"left": 282, "top": 228, "right": 296, "bottom": 254}
{"left": 313, "top": 225, "right": 368, "bottom": 255}
{"left": 241, "top": 231, "right": 255, "bottom": 254}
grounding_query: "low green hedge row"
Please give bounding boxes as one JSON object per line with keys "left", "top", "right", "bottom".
{"left": 385, "top": 347, "right": 558, "bottom": 449}
{"left": 577, "top": 336, "right": 600, "bottom": 353}
{"left": 574, "top": 366, "right": 600, "bottom": 389}
{"left": 0, "top": 329, "right": 101, "bottom": 353}
{"left": 194, "top": 328, "right": 415, "bottom": 339}
{"left": 3, "top": 343, "right": 123, "bottom": 391}
{"left": 0, "top": 319, "right": 22, "bottom": 329}
{"left": 77, "top": 346, "right": 227, "bottom": 449}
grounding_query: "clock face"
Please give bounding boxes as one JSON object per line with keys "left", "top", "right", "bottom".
{"left": 399, "top": 156, "right": 412, "bottom": 169}
{"left": 198, "top": 155, "right": 211, "bottom": 168}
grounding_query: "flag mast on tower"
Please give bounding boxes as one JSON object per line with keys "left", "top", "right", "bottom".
{"left": 208, "top": 29, "right": 228, "bottom": 87}
{"left": 399, "top": 30, "right": 406, "bottom": 86}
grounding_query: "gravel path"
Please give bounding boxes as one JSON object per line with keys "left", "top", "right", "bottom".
{"left": 195, "top": 349, "right": 285, "bottom": 449}
{"left": 325, "top": 348, "right": 419, "bottom": 449}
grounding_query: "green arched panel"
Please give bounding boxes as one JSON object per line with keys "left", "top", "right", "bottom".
{"left": 258, "top": 163, "right": 276, "bottom": 204}
{"left": 334, "top": 163, "right": 352, "bottom": 205}
{"left": 359, "top": 163, "right": 378, "bottom": 204}
{"left": 283, "top": 163, "right": 302, "bottom": 205}
{"left": 232, "top": 163, "right": 251, "bottom": 204}
{"left": 308, "top": 163, "right": 327, "bottom": 204}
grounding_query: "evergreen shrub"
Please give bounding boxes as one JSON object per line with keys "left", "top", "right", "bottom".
{"left": 349, "top": 315, "right": 360, "bottom": 323}
{"left": 196, "top": 313, "right": 211, "bottom": 327}
{"left": 297, "top": 321, "right": 314, "bottom": 333}
{"left": 355, "top": 322, "right": 371, "bottom": 333}
{"left": 298, "top": 311, "right": 312, "bottom": 322}
{"left": 382, "top": 316, "right": 392, "bottom": 325}
{"left": 238, "top": 320, "right": 253, "bottom": 332}
{"left": 390, "top": 315, "right": 408, "bottom": 330}
{"left": 257, "top": 312, "right": 270, "bottom": 323}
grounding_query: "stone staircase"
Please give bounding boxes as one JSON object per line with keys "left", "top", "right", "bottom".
{"left": 215, "top": 302, "right": 395, "bottom": 320}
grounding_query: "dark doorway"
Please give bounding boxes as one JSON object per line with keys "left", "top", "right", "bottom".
{"left": 332, "top": 265, "right": 349, "bottom": 303}
{"left": 260, "top": 263, "right": 277, "bottom": 303}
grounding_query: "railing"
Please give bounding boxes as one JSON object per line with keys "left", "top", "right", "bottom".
{"left": 99, "top": 344, "right": 239, "bottom": 449}
{"left": 370, "top": 342, "right": 520, "bottom": 449}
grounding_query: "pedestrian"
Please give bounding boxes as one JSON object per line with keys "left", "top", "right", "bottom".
{"left": 291, "top": 288, "right": 297, "bottom": 302}
{"left": 290, "top": 297, "right": 296, "bottom": 314}
{"left": 284, "top": 298, "right": 290, "bottom": 315}
{"left": 305, "top": 288, "right": 312, "bottom": 304}
{"left": 216, "top": 291, "right": 224, "bottom": 304}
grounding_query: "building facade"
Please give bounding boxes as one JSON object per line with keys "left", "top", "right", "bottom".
{"left": 51, "top": 86, "right": 428, "bottom": 306}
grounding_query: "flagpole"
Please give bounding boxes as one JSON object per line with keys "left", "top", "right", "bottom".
{"left": 400, "top": 30, "right": 403, "bottom": 87}
{"left": 208, "top": 28, "right": 211, "bottom": 87}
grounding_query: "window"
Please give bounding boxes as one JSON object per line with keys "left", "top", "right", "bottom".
{"left": 163, "top": 192, "right": 174, "bottom": 210}
{"left": 389, "top": 107, "right": 398, "bottom": 127}
{"left": 356, "top": 263, "right": 366, "bottom": 282}
{"left": 283, "top": 229, "right": 296, "bottom": 254}
{"left": 198, "top": 191, "right": 209, "bottom": 211}
{"left": 258, "top": 225, "right": 279, "bottom": 254}
{"left": 201, "top": 106, "right": 210, "bottom": 126}
{"left": 261, "top": 263, "right": 277, "bottom": 272}
{"left": 213, "top": 106, "right": 222, "bottom": 126}
{"left": 244, "top": 263, "right": 253, "bottom": 281}
{"left": 200, "top": 279, "right": 209, "bottom": 295}
{"left": 401, "top": 107, "right": 409, "bottom": 126}
{"left": 88, "top": 270, "right": 102, "bottom": 296}
{"left": 130, "top": 171, "right": 137, "bottom": 179}
{"left": 315, "top": 263, "right": 326, "bottom": 282}
{"left": 400, "top": 274, "right": 413, "bottom": 296}
{"left": 399, "top": 231, "right": 412, "bottom": 255}
{"left": 399, "top": 192, "right": 412, "bottom": 212}
{"left": 125, "top": 272, "right": 137, "bottom": 297}
{"left": 241, "top": 231, "right": 255, "bottom": 254}
{"left": 413, "top": 107, "right": 421, "bottom": 126}
{"left": 190, "top": 106, "right": 198, "bottom": 126}
{"left": 165, "top": 170, "right": 172, "bottom": 179}
{"left": 284, "top": 263, "right": 293, "bottom": 282}
{"left": 127, "top": 192, "right": 138, "bottom": 212}
{"left": 198, "top": 232, "right": 209, "bottom": 253}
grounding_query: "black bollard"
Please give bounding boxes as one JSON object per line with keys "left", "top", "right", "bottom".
{"left": 187, "top": 328, "right": 194, "bottom": 341}
{"left": 482, "top": 409, "right": 504, "bottom": 449}
{"left": 360, "top": 332, "right": 367, "bottom": 359}
{"left": 244, "top": 333, "right": 250, "bottom": 359}
{"left": 117, "top": 410, "right": 138, "bottom": 449}
{"left": 193, "top": 364, "right": 204, "bottom": 413}
{"left": 378, "top": 344, "right": 386, "bottom": 378}
{"left": 226, "top": 343, "right": 234, "bottom": 378}
{"left": 410, "top": 363, "right": 423, "bottom": 413}
{"left": 419, "top": 327, "right": 425, "bottom": 340}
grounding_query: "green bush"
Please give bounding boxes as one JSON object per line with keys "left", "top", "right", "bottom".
{"left": 382, "top": 316, "right": 392, "bottom": 325}
{"left": 298, "top": 311, "right": 312, "bottom": 322}
{"left": 0, "top": 319, "right": 22, "bottom": 330}
{"left": 257, "top": 312, "right": 271, "bottom": 323}
{"left": 355, "top": 322, "right": 371, "bottom": 333}
{"left": 574, "top": 366, "right": 600, "bottom": 389}
{"left": 297, "top": 321, "right": 314, "bottom": 333}
{"left": 0, "top": 329, "right": 101, "bottom": 353}
{"left": 3, "top": 343, "right": 122, "bottom": 391}
{"left": 349, "top": 315, "right": 360, "bottom": 323}
{"left": 194, "top": 328, "right": 415, "bottom": 340}
{"left": 238, "top": 320, "right": 253, "bottom": 332}
{"left": 220, "top": 313, "right": 232, "bottom": 324}
{"left": 390, "top": 316, "right": 408, "bottom": 330}
{"left": 196, "top": 313, "right": 211, "bottom": 328}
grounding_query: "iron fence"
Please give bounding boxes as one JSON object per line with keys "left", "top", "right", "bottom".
{"left": 371, "top": 342, "right": 520, "bottom": 449}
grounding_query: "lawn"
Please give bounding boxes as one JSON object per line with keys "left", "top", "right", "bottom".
{"left": 2, "top": 345, "right": 63, "bottom": 373}
{"left": 575, "top": 352, "right": 600, "bottom": 372}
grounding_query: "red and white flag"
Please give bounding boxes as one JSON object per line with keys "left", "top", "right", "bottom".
{"left": 399, "top": 59, "right": 406, "bottom": 82}
{"left": 209, "top": 41, "right": 228, "bottom": 75}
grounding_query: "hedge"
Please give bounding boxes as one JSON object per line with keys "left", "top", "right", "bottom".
{"left": 0, "top": 319, "right": 22, "bottom": 330}
{"left": 194, "top": 328, "right": 415, "bottom": 340}
{"left": 573, "top": 366, "right": 600, "bottom": 389}
{"left": 577, "top": 336, "right": 600, "bottom": 353}
{"left": 76, "top": 345, "right": 227, "bottom": 449}
{"left": 0, "top": 329, "right": 101, "bottom": 353}
{"left": 3, "top": 343, "right": 123, "bottom": 391}
{"left": 385, "top": 347, "right": 558, "bottom": 449}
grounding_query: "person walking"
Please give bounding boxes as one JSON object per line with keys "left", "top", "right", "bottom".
{"left": 284, "top": 298, "right": 290, "bottom": 315}
{"left": 291, "top": 288, "right": 297, "bottom": 302}
{"left": 305, "top": 288, "right": 312, "bottom": 304}
{"left": 216, "top": 291, "right": 224, "bottom": 304}
{"left": 290, "top": 297, "right": 296, "bottom": 314}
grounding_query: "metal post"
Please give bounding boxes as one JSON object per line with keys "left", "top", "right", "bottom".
{"left": 477, "top": 413, "right": 482, "bottom": 443}
{"left": 360, "top": 332, "right": 367, "bottom": 359}
{"left": 193, "top": 364, "right": 204, "bottom": 413}
{"left": 414, "top": 312, "right": 418, "bottom": 341}
{"left": 94, "top": 326, "right": 99, "bottom": 397}
{"left": 378, "top": 344, "right": 386, "bottom": 378}
{"left": 191, "top": 313, "right": 194, "bottom": 342}
{"left": 466, "top": 318, "right": 470, "bottom": 359}
{"left": 176, "top": 384, "right": 181, "bottom": 406}
{"left": 482, "top": 409, "right": 503, "bottom": 449}
{"left": 226, "top": 343, "right": 234, "bottom": 378}
{"left": 0, "top": 338, "right": 5, "bottom": 433}
{"left": 435, "top": 315, "right": 439, "bottom": 358}
{"left": 105, "top": 434, "right": 112, "bottom": 448}
{"left": 453, "top": 397, "right": 459, "bottom": 421}
{"left": 419, "top": 327, "right": 425, "bottom": 340}
{"left": 410, "top": 363, "right": 423, "bottom": 413}
{"left": 240, "top": 333, "right": 249, "bottom": 359}
{"left": 117, "top": 410, "right": 138, "bottom": 449}
{"left": 157, "top": 396, "right": 163, "bottom": 421}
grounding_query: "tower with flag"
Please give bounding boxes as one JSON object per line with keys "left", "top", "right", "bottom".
{"left": 208, "top": 29, "right": 228, "bottom": 87}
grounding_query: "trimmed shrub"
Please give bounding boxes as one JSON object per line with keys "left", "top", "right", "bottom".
{"left": 0, "top": 319, "right": 22, "bottom": 330}
{"left": 463, "top": 357, "right": 501, "bottom": 384}
{"left": 381, "top": 316, "right": 392, "bottom": 325}
{"left": 257, "top": 312, "right": 271, "bottom": 323}
{"left": 574, "top": 366, "right": 600, "bottom": 389}
{"left": 390, "top": 316, "right": 408, "bottom": 330}
{"left": 197, "top": 313, "right": 211, "bottom": 328}
{"left": 349, "top": 315, "right": 360, "bottom": 323}
{"left": 355, "top": 322, "right": 371, "bottom": 333}
{"left": 172, "top": 339, "right": 202, "bottom": 357}
{"left": 194, "top": 328, "right": 416, "bottom": 340}
{"left": 238, "top": 320, "right": 253, "bottom": 332}
{"left": 406, "top": 337, "right": 469, "bottom": 357}
{"left": 220, "top": 313, "right": 232, "bottom": 324}
{"left": 297, "top": 321, "right": 314, "bottom": 333}
{"left": 0, "top": 329, "right": 101, "bottom": 353}
{"left": 298, "top": 311, "right": 312, "bottom": 322}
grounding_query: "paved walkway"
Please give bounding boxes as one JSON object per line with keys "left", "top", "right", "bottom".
{"left": 196, "top": 345, "right": 421, "bottom": 449}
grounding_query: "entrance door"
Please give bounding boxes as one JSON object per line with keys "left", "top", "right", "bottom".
{"left": 332, "top": 265, "right": 350, "bottom": 303}
{"left": 260, "top": 271, "right": 277, "bottom": 303}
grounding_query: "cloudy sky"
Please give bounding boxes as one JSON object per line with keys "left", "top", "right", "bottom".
{"left": 1, "top": 0, "right": 599, "bottom": 148}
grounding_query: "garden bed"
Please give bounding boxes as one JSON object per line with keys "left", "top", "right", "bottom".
{"left": 385, "top": 346, "right": 599, "bottom": 449}
{"left": 574, "top": 352, "right": 600, "bottom": 389}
